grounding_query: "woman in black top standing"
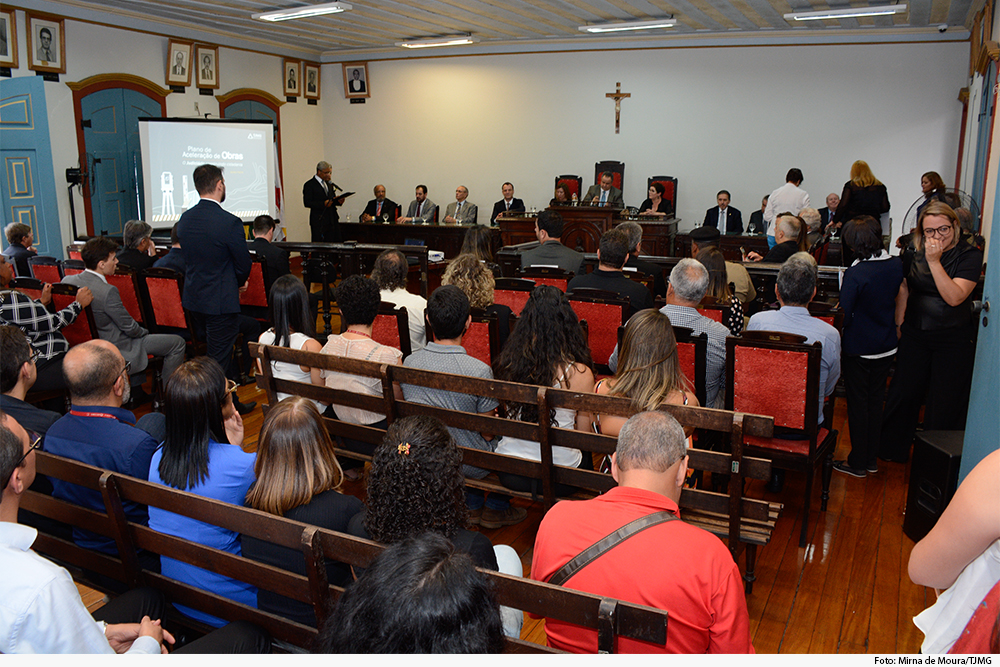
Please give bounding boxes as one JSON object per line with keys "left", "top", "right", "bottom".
{"left": 879, "top": 202, "right": 983, "bottom": 463}
{"left": 833, "top": 161, "right": 890, "bottom": 230}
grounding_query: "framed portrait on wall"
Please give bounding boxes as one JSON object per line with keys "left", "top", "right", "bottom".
{"left": 166, "top": 39, "right": 193, "bottom": 87}
{"left": 194, "top": 44, "right": 219, "bottom": 89}
{"left": 283, "top": 59, "right": 301, "bottom": 97}
{"left": 303, "top": 63, "right": 320, "bottom": 100}
{"left": 0, "top": 9, "right": 18, "bottom": 68}
{"left": 342, "top": 62, "right": 369, "bottom": 99}
{"left": 27, "top": 12, "right": 65, "bottom": 74}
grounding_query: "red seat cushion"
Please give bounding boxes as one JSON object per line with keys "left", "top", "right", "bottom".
{"left": 372, "top": 313, "right": 401, "bottom": 350}
{"left": 107, "top": 273, "right": 143, "bottom": 323}
{"left": 494, "top": 290, "right": 530, "bottom": 316}
{"left": 239, "top": 263, "right": 268, "bottom": 307}
{"left": 745, "top": 428, "right": 831, "bottom": 456}
{"left": 463, "top": 321, "right": 491, "bottom": 366}
{"left": 146, "top": 278, "right": 187, "bottom": 329}
{"left": 732, "top": 347, "right": 809, "bottom": 430}
{"left": 569, "top": 301, "right": 623, "bottom": 366}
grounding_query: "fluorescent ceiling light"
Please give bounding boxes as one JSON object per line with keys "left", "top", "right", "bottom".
{"left": 252, "top": 2, "right": 351, "bottom": 22}
{"left": 396, "top": 35, "right": 478, "bottom": 48}
{"left": 783, "top": 4, "right": 906, "bottom": 21}
{"left": 579, "top": 18, "right": 675, "bottom": 33}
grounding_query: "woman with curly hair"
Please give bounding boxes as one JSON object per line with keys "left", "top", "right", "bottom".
{"left": 695, "top": 247, "right": 744, "bottom": 335}
{"left": 493, "top": 285, "right": 595, "bottom": 493}
{"left": 441, "top": 253, "right": 511, "bottom": 347}
{"left": 593, "top": 309, "right": 698, "bottom": 438}
{"left": 242, "top": 397, "right": 362, "bottom": 626}
{"left": 348, "top": 415, "right": 523, "bottom": 637}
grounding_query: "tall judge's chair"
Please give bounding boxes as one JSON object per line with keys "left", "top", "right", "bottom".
{"left": 595, "top": 161, "right": 625, "bottom": 192}
{"left": 554, "top": 175, "right": 582, "bottom": 201}
{"left": 648, "top": 176, "right": 679, "bottom": 215}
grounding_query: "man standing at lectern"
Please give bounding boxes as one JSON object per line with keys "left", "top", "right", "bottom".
{"left": 303, "top": 161, "right": 344, "bottom": 242}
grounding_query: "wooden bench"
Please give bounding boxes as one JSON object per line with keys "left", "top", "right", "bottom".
{"left": 251, "top": 342, "right": 781, "bottom": 592}
{"left": 23, "top": 450, "right": 671, "bottom": 653}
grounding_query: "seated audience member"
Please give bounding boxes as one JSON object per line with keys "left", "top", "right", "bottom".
{"left": 444, "top": 185, "right": 478, "bottom": 225}
{"left": 460, "top": 224, "right": 501, "bottom": 277}
{"left": 594, "top": 310, "right": 698, "bottom": 440}
{"left": 46, "top": 340, "right": 165, "bottom": 550}
{"left": 746, "top": 213, "right": 802, "bottom": 263}
{"left": 550, "top": 182, "right": 572, "bottom": 206}
{"left": 703, "top": 189, "right": 743, "bottom": 234}
{"left": 616, "top": 221, "right": 667, "bottom": 298}
{"left": 115, "top": 220, "right": 157, "bottom": 272}
{"left": 520, "top": 210, "right": 585, "bottom": 275}
{"left": 1, "top": 326, "right": 61, "bottom": 435}
{"left": 242, "top": 397, "right": 362, "bottom": 627}
{"left": 257, "top": 275, "right": 325, "bottom": 411}
{"left": 402, "top": 286, "right": 525, "bottom": 528}
{"left": 360, "top": 184, "right": 398, "bottom": 223}
{"left": 688, "top": 226, "right": 755, "bottom": 305}
{"left": 320, "top": 275, "right": 403, "bottom": 472}
{"left": 441, "top": 254, "right": 511, "bottom": 348}
{"left": 567, "top": 228, "right": 653, "bottom": 317}
{"left": 1, "top": 254, "right": 92, "bottom": 392}
{"left": 2, "top": 223, "right": 37, "bottom": 277}
{"left": 249, "top": 214, "right": 291, "bottom": 297}
{"left": 398, "top": 184, "right": 437, "bottom": 225}
{"left": 317, "top": 533, "right": 505, "bottom": 654}
{"left": 493, "top": 286, "right": 595, "bottom": 495}
{"left": 490, "top": 182, "right": 525, "bottom": 224}
{"left": 348, "top": 415, "right": 523, "bottom": 638}
{"left": 152, "top": 223, "right": 185, "bottom": 274}
{"left": 696, "top": 247, "right": 744, "bottom": 335}
{"left": 909, "top": 448, "right": 1000, "bottom": 654}
{"left": 746, "top": 195, "right": 768, "bottom": 235}
{"left": 531, "top": 411, "right": 754, "bottom": 654}
{"left": 148, "top": 357, "right": 257, "bottom": 627}
{"left": 371, "top": 248, "right": 426, "bottom": 353}
{"left": 0, "top": 412, "right": 271, "bottom": 655}
{"left": 638, "top": 181, "right": 673, "bottom": 218}
{"left": 64, "top": 236, "right": 186, "bottom": 402}
{"left": 610, "top": 259, "right": 729, "bottom": 409}
{"left": 799, "top": 207, "right": 823, "bottom": 251}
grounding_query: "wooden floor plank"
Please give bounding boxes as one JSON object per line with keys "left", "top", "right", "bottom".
{"left": 748, "top": 512, "right": 808, "bottom": 653}
{"left": 779, "top": 513, "right": 841, "bottom": 653}
{"left": 838, "top": 472, "right": 885, "bottom": 651}
{"left": 897, "top": 536, "right": 929, "bottom": 653}
{"left": 808, "top": 514, "right": 858, "bottom": 653}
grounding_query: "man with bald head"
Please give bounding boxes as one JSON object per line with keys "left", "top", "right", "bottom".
{"left": 443, "top": 185, "right": 478, "bottom": 225}
{"left": 43, "top": 340, "right": 165, "bottom": 558}
{"left": 531, "top": 411, "right": 752, "bottom": 653}
{"left": 361, "top": 184, "right": 398, "bottom": 223}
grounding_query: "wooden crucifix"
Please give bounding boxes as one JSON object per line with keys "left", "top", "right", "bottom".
{"left": 606, "top": 82, "right": 631, "bottom": 134}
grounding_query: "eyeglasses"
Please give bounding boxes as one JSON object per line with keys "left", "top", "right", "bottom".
{"left": 225, "top": 379, "right": 238, "bottom": 394}
{"left": 923, "top": 224, "right": 954, "bottom": 238}
{"left": 8, "top": 435, "right": 42, "bottom": 484}
{"left": 29, "top": 348, "right": 40, "bottom": 364}
{"left": 120, "top": 361, "right": 132, "bottom": 378}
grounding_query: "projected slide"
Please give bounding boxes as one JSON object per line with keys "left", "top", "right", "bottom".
{"left": 139, "top": 119, "right": 276, "bottom": 224}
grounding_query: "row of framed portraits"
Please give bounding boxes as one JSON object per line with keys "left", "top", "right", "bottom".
{"left": 166, "top": 39, "right": 222, "bottom": 89}
{"left": 0, "top": 10, "right": 67, "bottom": 74}
{"left": 281, "top": 61, "right": 370, "bottom": 100}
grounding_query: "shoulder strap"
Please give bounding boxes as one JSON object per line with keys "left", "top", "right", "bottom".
{"left": 546, "top": 511, "right": 677, "bottom": 587}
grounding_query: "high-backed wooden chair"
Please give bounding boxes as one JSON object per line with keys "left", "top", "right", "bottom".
{"left": 239, "top": 254, "right": 269, "bottom": 323}
{"left": 61, "top": 259, "right": 85, "bottom": 276}
{"left": 66, "top": 243, "right": 84, "bottom": 261}
{"left": 807, "top": 301, "right": 844, "bottom": 334}
{"left": 566, "top": 290, "right": 628, "bottom": 373}
{"left": 49, "top": 284, "right": 99, "bottom": 347}
{"left": 494, "top": 277, "right": 536, "bottom": 315}
{"left": 554, "top": 175, "right": 582, "bottom": 200}
{"left": 648, "top": 176, "right": 678, "bottom": 215}
{"left": 107, "top": 265, "right": 146, "bottom": 324}
{"left": 342, "top": 301, "right": 411, "bottom": 358}
{"left": 517, "top": 266, "right": 573, "bottom": 291}
{"left": 697, "top": 295, "right": 728, "bottom": 324}
{"left": 595, "top": 161, "right": 625, "bottom": 192}
{"left": 725, "top": 333, "right": 838, "bottom": 547}
{"left": 9, "top": 277, "right": 44, "bottom": 302}
{"left": 141, "top": 267, "right": 208, "bottom": 357}
{"left": 423, "top": 308, "right": 498, "bottom": 367}
{"left": 28, "top": 256, "right": 62, "bottom": 284}
{"left": 615, "top": 324, "right": 708, "bottom": 407}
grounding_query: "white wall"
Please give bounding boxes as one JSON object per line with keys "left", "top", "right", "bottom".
{"left": 326, "top": 43, "right": 968, "bottom": 240}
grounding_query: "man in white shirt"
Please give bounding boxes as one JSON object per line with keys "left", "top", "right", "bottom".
{"left": 763, "top": 168, "right": 810, "bottom": 248}
{"left": 371, "top": 249, "right": 426, "bottom": 353}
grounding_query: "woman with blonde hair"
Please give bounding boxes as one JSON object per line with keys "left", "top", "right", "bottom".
{"left": 441, "top": 253, "right": 511, "bottom": 347}
{"left": 242, "top": 397, "right": 362, "bottom": 626}
{"left": 833, "top": 160, "right": 890, "bottom": 228}
{"left": 593, "top": 309, "right": 698, "bottom": 438}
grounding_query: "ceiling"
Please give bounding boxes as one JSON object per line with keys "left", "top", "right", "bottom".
{"left": 36, "top": 0, "right": 978, "bottom": 60}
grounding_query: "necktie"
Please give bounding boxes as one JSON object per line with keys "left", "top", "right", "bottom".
{"left": 416, "top": 202, "right": 422, "bottom": 217}
{"left": 719, "top": 209, "right": 725, "bottom": 232}
{"left": 457, "top": 202, "right": 463, "bottom": 214}
{"left": 600, "top": 190, "right": 607, "bottom": 206}
{"left": 376, "top": 201, "right": 382, "bottom": 216}
{"left": 505, "top": 201, "right": 510, "bottom": 210}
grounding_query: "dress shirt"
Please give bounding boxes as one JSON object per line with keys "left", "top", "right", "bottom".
{"left": 763, "top": 182, "right": 811, "bottom": 232}
{"left": 0, "top": 523, "right": 159, "bottom": 654}
{"left": 0, "top": 289, "right": 81, "bottom": 361}
{"left": 379, "top": 287, "right": 427, "bottom": 352}
{"left": 746, "top": 305, "right": 841, "bottom": 422}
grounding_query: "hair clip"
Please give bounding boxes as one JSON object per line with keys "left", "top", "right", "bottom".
{"left": 397, "top": 442, "right": 411, "bottom": 456}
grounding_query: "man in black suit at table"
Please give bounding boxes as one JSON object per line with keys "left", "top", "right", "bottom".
{"left": 303, "top": 161, "right": 344, "bottom": 242}
{"left": 249, "top": 215, "right": 290, "bottom": 297}
{"left": 746, "top": 195, "right": 768, "bottom": 235}
{"left": 703, "top": 190, "right": 743, "bottom": 235}
{"left": 360, "top": 184, "right": 398, "bottom": 223}
{"left": 177, "top": 164, "right": 255, "bottom": 413}
{"left": 818, "top": 192, "right": 840, "bottom": 234}
{"left": 490, "top": 182, "right": 525, "bottom": 225}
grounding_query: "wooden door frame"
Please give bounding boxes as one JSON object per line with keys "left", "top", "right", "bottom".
{"left": 217, "top": 89, "right": 285, "bottom": 201}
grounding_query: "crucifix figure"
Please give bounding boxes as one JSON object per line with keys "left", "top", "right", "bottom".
{"left": 606, "top": 82, "right": 631, "bottom": 134}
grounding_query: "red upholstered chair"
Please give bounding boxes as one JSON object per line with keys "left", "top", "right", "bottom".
{"left": 616, "top": 324, "right": 707, "bottom": 406}
{"left": 517, "top": 266, "right": 573, "bottom": 292}
{"left": 807, "top": 301, "right": 844, "bottom": 334}
{"left": 554, "top": 175, "right": 582, "bottom": 201}
{"left": 107, "top": 266, "right": 146, "bottom": 324}
{"left": 66, "top": 244, "right": 84, "bottom": 261}
{"left": 141, "top": 268, "right": 207, "bottom": 357}
{"left": 696, "top": 296, "right": 727, "bottom": 324}
{"left": 343, "top": 301, "right": 411, "bottom": 358}
{"left": 494, "top": 277, "right": 535, "bottom": 316}
{"left": 49, "top": 284, "right": 99, "bottom": 347}
{"left": 61, "top": 259, "right": 85, "bottom": 276}
{"left": 595, "top": 161, "right": 625, "bottom": 192}
{"left": 239, "top": 255, "right": 269, "bottom": 312}
{"left": 28, "top": 256, "right": 62, "bottom": 284}
{"left": 725, "top": 332, "right": 838, "bottom": 548}
{"left": 567, "top": 291, "right": 628, "bottom": 374}
{"left": 648, "top": 176, "right": 678, "bottom": 215}
{"left": 9, "top": 277, "right": 45, "bottom": 302}
{"left": 463, "top": 309, "right": 499, "bottom": 367}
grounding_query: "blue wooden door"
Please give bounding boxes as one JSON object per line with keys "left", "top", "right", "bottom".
{"left": 971, "top": 61, "right": 996, "bottom": 212}
{"left": 0, "top": 76, "right": 61, "bottom": 258}
{"left": 80, "top": 88, "right": 161, "bottom": 235}
{"left": 223, "top": 99, "right": 277, "bottom": 125}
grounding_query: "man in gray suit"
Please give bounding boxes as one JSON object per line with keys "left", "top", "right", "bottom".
{"left": 519, "top": 210, "right": 585, "bottom": 275}
{"left": 398, "top": 184, "right": 438, "bottom": 224}
{"left": 62, "top": 237, "right": 185, "bottom": 397}
{"left": 583, "top": 172, "right": 625, "bottom": 208}
{"left": 443, "top": 185, "right": 478, "bottom": 225}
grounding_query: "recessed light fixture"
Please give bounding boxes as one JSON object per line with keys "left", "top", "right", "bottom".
{"left": 252, "top": 2, "right": 352, "bottom": 22}
{"left": 783, "top": 4, "right": 906, "bottom": 21}
{"left": 396, "top": 35, "right": 478, "bottom": 49}
{"left": 578, "top": 18, "right": 675, "bottom": 33}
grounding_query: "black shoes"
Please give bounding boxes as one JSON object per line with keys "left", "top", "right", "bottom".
{"left": 833, "top": 460, "right": 867, "bottom": 478}
{"left": 765, "top": 469, "right": 785, "bottom": 493}
{"left": 233, "top": 398, "right": 257, "bottom": 415}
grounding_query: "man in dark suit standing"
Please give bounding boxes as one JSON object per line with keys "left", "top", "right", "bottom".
{"left": 818, "top": 192, "right": 840, "bottom": 234}
{"left": 303, "top": 161, "right": 344, "bottom": 242}
{"left": 249, "top": 215, "right": 290, "bottom": 297}
{"left": 490, "top": 182, "right": 525, "bottom": 225}
{"left": 703, "top": 190, "right": 743, "bottom": 235}
{"left": 177, "top": 164, "right": 254, "bottom": 413}
{"left": 360, "top": 184, "right": 398, "bottom": 223}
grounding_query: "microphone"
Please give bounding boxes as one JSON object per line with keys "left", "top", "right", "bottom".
{"left": 329, "top": 182, "right": 342, "bottom": 193}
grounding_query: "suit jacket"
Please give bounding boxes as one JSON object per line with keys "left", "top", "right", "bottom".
{"left": 176, "top": 198, "right": 252, "bottom": 315}
{"left": 703, "top": 206, "right": 744, "bottom": 235}
{"left": 116, "top": 247, "right": 157, "bottom": 272}
{"left": 583, "top": 185, "right": 625, "bottom": 208}
{"left": 303, "top": 177, "right": 341, "bottom": 242}
{"left": 249, "top": 237, "right": 291, "bottom": 296}
{"left": 63, "top": 271, "right": 150, "bottom": 371}
{"left": 444, "top": 201, "right": 478, "bottom": 225}
{"left": 2, "top": 244, "right": 36, "bottom": 278}
{"left": 490, "top": 198, "right": 525, "bottom": 224}
{"left": 520, "top": 240, "right": 585, "bottom": 275}
{"left": 405, "top": 198, "right": 437, "bottom": 224}
{"left": 747, "top": 210, "right": 766, "bottom": 235}
{"left": 362, "top": 198, "right": 399, "bottom": 222}
{"left": 818, "top": 207, "right": 835, "bottom": 233}
{"left": 153, "top": 247, "right": 186, "bottom": 274}
{"left": 625, "top": 256, "right": 667, "bottom": 297}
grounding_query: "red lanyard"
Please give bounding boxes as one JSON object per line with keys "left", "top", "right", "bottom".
{"left": 69, "top": 409, "right": 118, "bottom": 420}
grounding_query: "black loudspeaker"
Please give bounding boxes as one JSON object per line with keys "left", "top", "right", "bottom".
{"left": 903, "top": 430, "right": 963, "bottom": 543}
